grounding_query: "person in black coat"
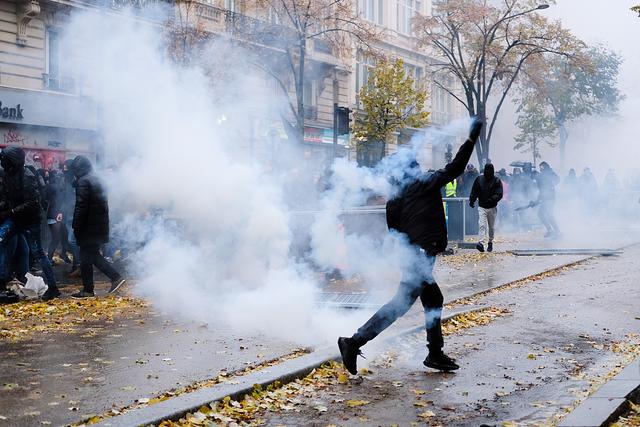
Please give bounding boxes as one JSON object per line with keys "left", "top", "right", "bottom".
{"left": 70, "top": 156, "right": 125, "bottom": 298}
{"left": 0, "top": 147, "right": 60, "bottom": 300}
{"left": 45, "top": 170, "right": 73, "bottom": 264}
{"left": 469, "top": 163, "right": 503, "bottom": 252}
{"left": 338, "top": 118, "right": 483, "bottom": 375}
{"left": 534, "top": 161, "right": 561, "bottom": 238}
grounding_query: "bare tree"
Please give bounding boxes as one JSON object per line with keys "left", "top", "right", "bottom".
{"left": 415, "top": 0, "right": 583, "bottom": 165}
{"left": 246, "top": 0, "right": 377, "bottom": 143}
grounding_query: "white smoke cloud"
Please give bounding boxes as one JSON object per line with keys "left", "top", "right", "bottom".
{"left": 59, "top": 8, "right": 471, "bottom": 347}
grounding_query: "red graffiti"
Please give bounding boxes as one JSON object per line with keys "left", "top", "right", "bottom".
{"left": 3, "top": 130, "right": 25, "bottom": 145}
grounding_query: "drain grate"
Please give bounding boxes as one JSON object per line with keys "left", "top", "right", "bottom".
{"left": 317, "top": 292, "right": 385, "bottom": 309}
{"left": 510, "top": 248, "right": 622, "bottom": 256}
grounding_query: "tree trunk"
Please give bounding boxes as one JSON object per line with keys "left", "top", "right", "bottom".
{"left": 558, "top": 123, "right": 568, "bottom": 172}
{"left": 294, "top": 38, "right": 306, "bottom": 144}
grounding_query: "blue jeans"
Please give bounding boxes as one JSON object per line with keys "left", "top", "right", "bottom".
{"left": 0, "top": 220, "right": 29, "bottom": 286}
{"left": 0, "top": 219, "right": 58, "bottom": 290}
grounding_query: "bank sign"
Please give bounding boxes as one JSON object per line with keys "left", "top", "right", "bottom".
{"left": 0, "top": 102, "right": 24, "bottom": 120}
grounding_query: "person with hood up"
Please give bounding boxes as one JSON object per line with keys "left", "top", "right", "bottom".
{"left": 0, "top": 147, "right": 60, "bottom": 300}
{"left": 469, "top": 163, "right": 503, "bottom": 252}
{"left": 70, "top": 156, "right": 125, "bottom": 298}
{"left": 338, "top": 118, "right": 484, "bottom": 375}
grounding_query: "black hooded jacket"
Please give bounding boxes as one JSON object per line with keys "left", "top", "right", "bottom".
{"left": 0, "top": 146, "right": 42, "bottom": 226}
{"left": 388, "top": 136, "right": 477, "bottom": 255}
{"left": 470, "top": 164, "right": 504, "bottom": 209}
{"left": 71, "top": 156, "right": 110, "bottom": 246}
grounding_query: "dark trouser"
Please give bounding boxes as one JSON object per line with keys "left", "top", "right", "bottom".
{"left": 48, "top": 222, "right": 74, "bottom": 260}
{"left": 80, "top": 244, "right": 121, "bottom": 293}
{"left": 538, "top": 199, "right": 559, "bottom": 234}
{"left": 0, "top": 219, "right": 58, "bottom": 291}
{"left": 352, "top": 250, "right": 444, "bottom": 354}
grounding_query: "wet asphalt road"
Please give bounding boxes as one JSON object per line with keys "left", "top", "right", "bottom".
{"left": 0, "top": 230, "right": 636, "bottom": 427}
{"left": 262, "top": 244, "right": 640, "bottom": 427}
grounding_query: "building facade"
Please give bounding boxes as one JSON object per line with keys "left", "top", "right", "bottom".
{"left": 353, "top": 0, "right": 464, "bottom": 169}
{"left": 0, "top": 0, "right": 99, "bottom": 170}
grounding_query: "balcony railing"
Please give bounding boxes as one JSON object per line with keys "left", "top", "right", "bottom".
{"left": 303, "top": 105, "right": 318, "bottom": 120}
{"left": 43, "top": 74, "right": 77, "bottom": 94}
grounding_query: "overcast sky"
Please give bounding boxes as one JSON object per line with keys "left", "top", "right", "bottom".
{"left": 490, "top": 0, "right": 640, "bottom": 178}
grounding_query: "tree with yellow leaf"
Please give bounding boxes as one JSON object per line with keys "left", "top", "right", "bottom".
{"left": 353, "top": 58, "right": 430, "bottom": 166}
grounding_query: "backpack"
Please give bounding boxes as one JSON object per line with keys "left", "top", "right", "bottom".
{"left": 386, "top": 196, "right": 404, "bottom": 232}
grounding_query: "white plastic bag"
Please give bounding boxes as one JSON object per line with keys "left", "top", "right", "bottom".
{"left": 9, "top": 273, "right": 49, "bottom": 300}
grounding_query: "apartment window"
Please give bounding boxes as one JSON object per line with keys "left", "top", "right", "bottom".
{"left": 46, "top": 28, "right": 60, "bottom": 79}
{"left": 432, "top": 77, "right": 454, "bottom": 124}
{"left": 355, "top": 51, "right": 375, "bottom": 94}
{"left": 225, "top": 0, "right": 235, "bottom": 12}
{"left": 358, "top": 0, "right": 384, "bottom": 25}
{"left": 397, "top": 0, "right": 421, "bottom": 35}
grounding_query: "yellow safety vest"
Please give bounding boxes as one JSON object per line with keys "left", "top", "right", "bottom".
{"left": 445, "top": 180, "right": 457, "bottom": 197}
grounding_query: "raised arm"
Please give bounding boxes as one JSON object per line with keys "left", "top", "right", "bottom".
{"left": 432, "top": 119, "right": 483, "bottom": 189}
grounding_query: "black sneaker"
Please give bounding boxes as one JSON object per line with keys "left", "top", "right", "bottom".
{"left": 109, "top": 278, "right": 126, "bottom": 294}
{"left": 71, "top": 290, "right": 94, "bottom": 299}
{"left": 476, "top": 242, "right": 485, "bottom": 253}
{"left": 338, "top": 337, "right": 363, "bottom": 375}
{"left": 487, "top": 242, "right": 493, "bottom": 252}
{"left": 41, "top": 288, "right": 61, "bottom": 301}
{"left": 423, "top": 352, "right": 460, "bottom": 371}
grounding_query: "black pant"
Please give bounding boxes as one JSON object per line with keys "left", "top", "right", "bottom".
{"left": 80, "top": 244, "right": 121, "bottom": 293}
{"left": 48, "top": 222, "right": 73, "bottom": 260}
{"left": 352, "top": 250, "right": 444, "bottom": 353}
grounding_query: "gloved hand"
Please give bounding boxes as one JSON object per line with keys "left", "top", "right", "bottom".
{"left": 469, "top": 117, "right": 483, "bottom": 141}
{"left": 469, "top": 201, "right": 475, "bottom": 208}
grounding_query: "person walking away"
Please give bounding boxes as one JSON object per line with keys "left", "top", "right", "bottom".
{"left": 70, "top": 156, "right": 125, "bottom": 298}
{"left": 338, "top": 118, "right": 484, "bottom": 375}
{"left": 0, "top": 147, "right": 60, "bottom": 300}
{"left": 62, "top": 160, "right": 80, "bottom": 275}
{"left": 469, "top": 163, "right": 503, "bottom": 252}
{"left": 46, "top": 170, "right": 73, "bottom": 264}
{"left": 534, "top": 161, "right": 561, "bottom": 238}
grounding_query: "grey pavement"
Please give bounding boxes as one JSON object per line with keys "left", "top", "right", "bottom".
{"left": 261, "top": 243, "right": 640, "bottom": 426}
{"left": 0, "top": 230, "right": 635, "bottom": 427}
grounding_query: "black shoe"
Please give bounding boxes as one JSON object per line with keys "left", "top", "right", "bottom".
{"left": 0, "top": 290, "right": 20, "bottom": 304}
{"left": 338, "top": 337, "right": 363, "bottom": 375}
{"left": 487, "top": 242, "right": 493, "bottom": 252}
{"left": 423, "top": 352, "right": 460, "bottom": 371}
{"left": 476, "top": 242, "right": 485, "bottom": 253}
{"left": 71, "top": 290, "right": 94, "bottom": 299}
{"left": 109, "top": 278, "right": 126, "bottom": 294}
{"left": 41, "top": 288, "right": 61, "bottom": 301}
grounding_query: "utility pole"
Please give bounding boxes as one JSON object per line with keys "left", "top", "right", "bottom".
{"left": 332, "top": 74, "right": 339, "bottom": 160}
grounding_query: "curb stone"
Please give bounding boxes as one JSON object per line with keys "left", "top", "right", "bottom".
{"left": 558, "top": 356, "right": 640, "bottom": 427}
{"left": 93, "top": 307, "right": 477, "bottom": 427}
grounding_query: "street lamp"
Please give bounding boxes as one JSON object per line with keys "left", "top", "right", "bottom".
{"left": 537, "top": 4, "right": 550, "bottom": 10}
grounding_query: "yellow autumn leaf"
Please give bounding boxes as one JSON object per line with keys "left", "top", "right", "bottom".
{"left": 346, "top": 400, "right": 370, "bottom": 407}
{"left": 418, "top": 410, "right": 435, "bottom": 418}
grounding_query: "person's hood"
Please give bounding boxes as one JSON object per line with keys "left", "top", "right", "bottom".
{"left": 483, "top": 163, "right": 495, "bottom": 179}
{"left": 0, "top": 146, "right": 25, "bottom": 172}
{"left": 71, "top": 155, "right": 93, "bottom": 178}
